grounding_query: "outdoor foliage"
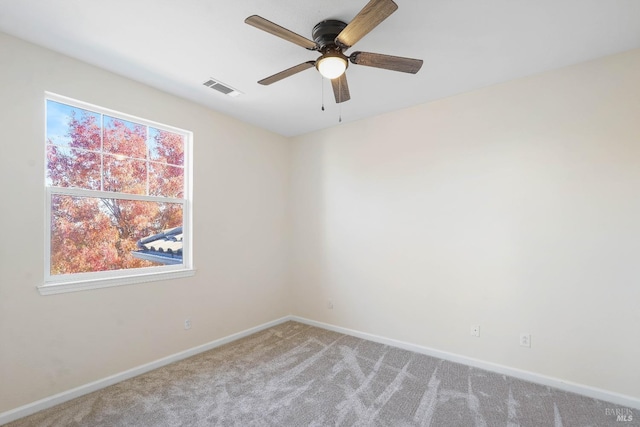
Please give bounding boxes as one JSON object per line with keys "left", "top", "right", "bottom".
{"left": 47, "top": 107, "right": 184, "bottom": 275}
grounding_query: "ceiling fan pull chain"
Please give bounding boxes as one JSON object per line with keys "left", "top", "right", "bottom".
{"left": 338, "top": 79, "right": 342, "bottom": 123}
{"left": 321, "top": 75, "right": 325, "bottom": 111}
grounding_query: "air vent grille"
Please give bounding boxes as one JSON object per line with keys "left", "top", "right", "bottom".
{"left": 202, "top": 78, "right": 242, "bottom": 97}
{"left": 211, "top": 84, "right": 234, "bottom": 95}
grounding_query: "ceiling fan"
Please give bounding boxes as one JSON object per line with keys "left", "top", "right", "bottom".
{"left": 245, "top": 0, "right": 423, "bottom": 104}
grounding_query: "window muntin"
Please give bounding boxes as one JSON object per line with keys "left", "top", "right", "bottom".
{"left": 43, "top": 94, "right": 192, "bottom": 292}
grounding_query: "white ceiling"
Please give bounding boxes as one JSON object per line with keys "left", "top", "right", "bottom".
{"left": 1, "top": 0, "right": 639, "bottom": 137}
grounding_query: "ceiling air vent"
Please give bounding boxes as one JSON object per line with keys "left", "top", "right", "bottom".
{"left": 202, "top": 78, "right": 243, "bottom": 97}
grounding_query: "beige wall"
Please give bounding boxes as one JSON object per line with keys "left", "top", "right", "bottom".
{"left": 290, "top": 49, "right": 640, "bottom": 399}
{"left": 0, "top": 33, "right": 291, "bottom": 412}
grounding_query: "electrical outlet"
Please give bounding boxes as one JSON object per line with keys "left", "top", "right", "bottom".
{"left": 470, "top": 325, "right": 480, "bottom": 337}
{"left": 520, "top": 333, "right": 531, "bottom": 347}
{"left": 184, "top": 319, "right": 191, "bottom": 330}
{"left": 327, "top": 300, "right": 334, "bottom": 310}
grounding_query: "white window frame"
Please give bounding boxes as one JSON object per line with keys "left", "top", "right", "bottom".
{"left": 39, "top": 92, "right": 194, "bottom": 295}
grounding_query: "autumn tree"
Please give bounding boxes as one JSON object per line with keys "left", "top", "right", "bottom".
{"left": 47, "top": 108, "right": 184, "bottom": 275}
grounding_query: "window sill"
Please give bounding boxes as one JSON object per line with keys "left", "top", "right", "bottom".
{"left": 38, "top": 269, "right": 196, "bottom": 295}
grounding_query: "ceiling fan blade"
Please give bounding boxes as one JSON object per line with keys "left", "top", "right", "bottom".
{"left": 258, "top": 61, "right": 316, "bottom": 85}
{"left": 245, "top": 15, "right": 318, "bottom": 50}
{"left": 331, "top": 73, "right": 351, "bottom": 103}
{"left": 350, "top": 51, "right": 423, "bottom": 74}
{"left": 335, "top": 0, "right": 398, "bottom": 49}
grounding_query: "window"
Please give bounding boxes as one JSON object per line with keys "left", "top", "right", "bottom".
{"left": 40, "top": 93, "right": 193, "bottom": 295}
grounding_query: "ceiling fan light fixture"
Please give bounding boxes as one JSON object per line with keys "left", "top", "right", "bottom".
{"left": 316, "top": 54, "right": 347, "bottom": 79}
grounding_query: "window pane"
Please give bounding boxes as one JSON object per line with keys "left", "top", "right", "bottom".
{"left": 149, "top": 127, "right": 184, "bottom": 166}
{"left": 46, "top": 145, "right": 101, "bottom": 190}
{"left": 46, "top": 100, "right": 101, "bottom": 150}
{"left": 50, "top": 194, "right": 183, "bottom": 275}
{"left": 103, "top": 154, "right": 147, "bottom": 195}
{"left": 104, "top": 116, "right": 147, "bottom": 159}
{"left": 149, "top": 163, "right": 184, "bottom": 198}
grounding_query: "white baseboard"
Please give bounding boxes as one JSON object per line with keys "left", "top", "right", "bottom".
{"left": 290, "top": 316, "right": 640, "bottom": 410}
{"left": 3, "top": 314, "right": 638, "bottom": 425}
{"left": 0, "top": 316, "right": 292, "bottom": 426}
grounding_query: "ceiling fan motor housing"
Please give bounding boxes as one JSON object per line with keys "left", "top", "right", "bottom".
{"left": 312, "top": 20, "right": 347, "bottom": 50}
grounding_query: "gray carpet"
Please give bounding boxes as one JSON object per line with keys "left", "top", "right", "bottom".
{"left": 6, "top": 321, "right": 637, "bottom": 426}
